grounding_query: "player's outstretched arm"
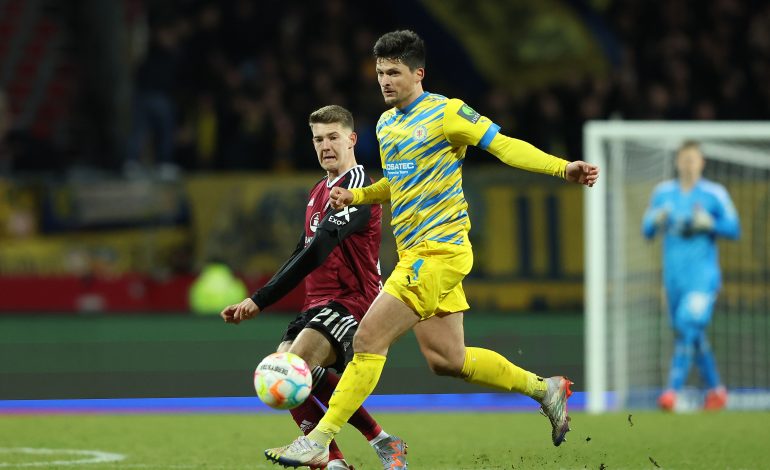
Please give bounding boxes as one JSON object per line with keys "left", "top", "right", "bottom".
{"left": 331, "top": 177, "right": 391, "bottom": 209}
{"left": 484, "top": 132, "right": 570, "bottom": 178}
{"left": 222, "top": 231, "right": 303, "bottom": 325}
{"left": 246, "top": 205, "right": 373, "bottom": 316}
{"left": 565, "top": 161, "right": 600, "bottom": 187}
{"left": 442, "top": 98, "right": 582, "bottom": 181}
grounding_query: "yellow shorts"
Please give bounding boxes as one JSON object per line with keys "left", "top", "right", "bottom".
{"left": 383, "top": 239, "right": 473, "bottom": 320}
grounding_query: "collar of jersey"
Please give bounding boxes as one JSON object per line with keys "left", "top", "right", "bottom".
{"left": 396, "top": 92, "right": 429, "bottom": 115}
{"left": 326, "top": 164, "right": 364, "bottom": 188}
{"left": 677, "top": 178, "right": 704, "bottom": 192}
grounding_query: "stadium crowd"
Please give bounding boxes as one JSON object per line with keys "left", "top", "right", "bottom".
{"left": 2, "top": 0, "right": 770, "bottom": 175}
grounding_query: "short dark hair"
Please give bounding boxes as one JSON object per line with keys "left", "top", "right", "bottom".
{"left": 308, "top": 105, "right": 354, "bottom": 131}
{"left": 373, "top": 30, "right": 425, "bottom": 70}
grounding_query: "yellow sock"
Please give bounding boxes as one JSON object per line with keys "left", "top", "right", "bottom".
{"left": 461, "top": 347, "right": 547, "bottom": 400}
{"left": 307, "top": 352, "right": 386, "bottom": 446}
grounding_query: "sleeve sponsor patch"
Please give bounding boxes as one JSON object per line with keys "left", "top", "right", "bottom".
{"left": 328, "top": 206, "right": 358, "bottom": 226}
{"left": 457, "top": 104, "right": 481, "bottom": 124}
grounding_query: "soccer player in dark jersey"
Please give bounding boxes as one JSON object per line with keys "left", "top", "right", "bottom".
{"left": 220, "top": 105, "right": 405, "bottom": 470}
{"left": 266, "top": 30, "right": 599, "bottom": 468}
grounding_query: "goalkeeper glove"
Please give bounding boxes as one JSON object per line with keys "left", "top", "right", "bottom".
{"left": 652, "top": 208, "right": 669, "bottom": 229}
{"left": 691, "top": 207, "right": 715, "bottom": 232}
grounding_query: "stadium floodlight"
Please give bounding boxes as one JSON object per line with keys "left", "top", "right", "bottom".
{"left": 584, "top": 121, "right": 770, "bottom": 413}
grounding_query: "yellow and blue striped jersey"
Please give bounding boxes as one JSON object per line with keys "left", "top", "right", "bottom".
{"left": 375, "top": 92, "right": 500, "bottom": 251}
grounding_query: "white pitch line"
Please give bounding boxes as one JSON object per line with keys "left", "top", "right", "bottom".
{"left": 0, "top": 447, "right": 126, "bottom": 467}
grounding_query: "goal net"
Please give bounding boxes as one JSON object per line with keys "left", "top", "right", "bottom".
{"left": 584, "top": 122, "right": 770, "bottom": 412}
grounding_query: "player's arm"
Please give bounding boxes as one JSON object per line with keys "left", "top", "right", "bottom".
{"left": 642, "top": 187, "right": 669, "bottom": 239}
{"left": 249, "top": 205, "right": 372, "bottom": 310}
{"left": 221, "top": 231, "right": 305, "bottom": 324}
{"left": 709, "top": 186, "right": 740, "bottom": 239}
{"left": 486, "top": 134, "right": 567, "bottom": 177}
{"left": 351, "top": 177, "right": 390, "bottom": 204}
{"left": 442, "top": 98, "right": 598, "bottom": 185}
{"left": 335, "top": 132, "right": 391, "bottom": 207}
{"left": 330, "top": 177, "right": 390, "bottom": 209}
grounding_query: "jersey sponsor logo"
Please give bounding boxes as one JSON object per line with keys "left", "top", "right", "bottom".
{"left": 413, "top": 125, "right": 428, "bottom": 142}
{"left": 310, "top": 211, "right": 321, "bottom": 232}
{"left": 457, "top": 104, "right": 481, "bottom": 124}
{"left": 385, "top": 160, "right": 417, "bottom": 178}
{"left": 328, "top": 206, "right": 358, "bottom": 225}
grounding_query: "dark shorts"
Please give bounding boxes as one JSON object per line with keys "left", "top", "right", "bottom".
{"left": 280, "top": 301, "right": 358, "bottom": 373}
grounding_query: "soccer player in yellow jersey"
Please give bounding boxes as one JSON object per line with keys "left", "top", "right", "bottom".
{"left": 266, "top": 29, "right": 600, "bottom": 469}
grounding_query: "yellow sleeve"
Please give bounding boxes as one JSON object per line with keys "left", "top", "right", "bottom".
{"left": 442, "top": 98, "right": 501, "bottom": 149}
{"left": 486, "top": 133, "right": 568, "bottom": 178}
{"left": 350, "top": 177, "right": 391, "bottom": 204}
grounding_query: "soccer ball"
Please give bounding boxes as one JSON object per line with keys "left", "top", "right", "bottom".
{"left": 254, "top": 352, "right": 312, "bottom": 410}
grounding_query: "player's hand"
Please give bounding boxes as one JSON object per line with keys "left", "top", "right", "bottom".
{"left": 692, "top": 207, "right": 715, "bottom": 232}
{"left": 330, "top": 187, "right": 354, "bottom": 209}
{"left": 653, "top": 208, "right": 669, "bottom": 228}
{"left": 220, "top": 298, "right": 260, "bottom": 324}
{"left": 565, "top": 161, "right": 600, "bottom": 187}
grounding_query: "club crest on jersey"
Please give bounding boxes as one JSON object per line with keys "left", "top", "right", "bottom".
{"left": 457, "top": 104, "right": 481, "bottom": 124}
{"left": 310, "top": 212, "right": 321, "bottom": 232}
{"left": 412, "top": 125, "right": 428, "bottom": 142}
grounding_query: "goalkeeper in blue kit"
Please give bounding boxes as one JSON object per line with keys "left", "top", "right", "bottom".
{"left": 642, "top": 141, "right": 740, "bottom": 411}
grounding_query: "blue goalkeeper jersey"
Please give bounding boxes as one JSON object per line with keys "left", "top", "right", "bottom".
{"left": 642, "top": 178, "right": 740, "bottom": 290}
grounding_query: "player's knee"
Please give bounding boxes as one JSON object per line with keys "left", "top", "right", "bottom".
{"left": 694, "top": 331, "right": 711, "bottom": 352}
{"left": 680, "top": 325, "right": 702, "bottom": 344}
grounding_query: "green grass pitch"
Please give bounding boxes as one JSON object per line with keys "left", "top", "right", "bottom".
{"left": 1, "top": 411, "right": 767, "bottom": 469}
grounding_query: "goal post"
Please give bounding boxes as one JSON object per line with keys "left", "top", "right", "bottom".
{"left": 584, "top": 121, "right": 770, "bottom": 413}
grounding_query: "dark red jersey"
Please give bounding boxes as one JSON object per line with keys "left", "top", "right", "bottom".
{"left": 251, "top": 165, "right": 382, "bottom": 321}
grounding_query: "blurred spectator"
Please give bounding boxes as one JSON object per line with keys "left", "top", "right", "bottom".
{"left": 125, "top": 16, "right": 181, "bottom": 179}
{"left": 0, "top": 89, "right": 42, "bottom": 175}
{"left": 0, "top": 90, "right": 11, "bottom": 176}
